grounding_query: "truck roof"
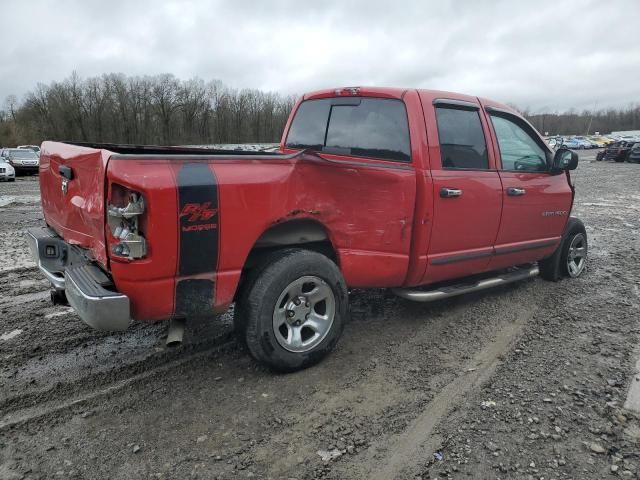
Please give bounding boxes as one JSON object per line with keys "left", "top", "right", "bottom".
{"left": 304, "top": 87, "right": 514, "bottom": 113}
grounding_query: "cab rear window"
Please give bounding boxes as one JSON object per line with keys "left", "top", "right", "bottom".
{"left": 285, "top": 98, "right": 411, "bottom": 162}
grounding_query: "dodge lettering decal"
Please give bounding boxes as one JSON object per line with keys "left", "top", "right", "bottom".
{"left": 542, "top": 211, "right": 568, "bottom": 217}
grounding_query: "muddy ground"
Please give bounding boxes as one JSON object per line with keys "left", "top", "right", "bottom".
{"left": 1, "top": 151, "right": 639, "bottom": 480}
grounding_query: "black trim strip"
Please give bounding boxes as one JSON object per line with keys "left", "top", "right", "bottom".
{"left": 430, "top": 240, "right": 558, "bottom": 266}
{"left": 494, "top": 239, "right": 557, "bottom": 255}
{"left": 484, "top": 105, "right": 507, "bottom": 114}
{"left": 433, "top": 98, "right": 480, "bottom": 110}
{"left": 111, "top": 150, "right": 303, "bottom": 161}
{"left": 431, "top": 250, "right": 493, "bottom": 265}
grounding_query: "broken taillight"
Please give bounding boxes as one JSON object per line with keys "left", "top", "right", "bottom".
{"left": 107, "top": 184, "right": 146, "bottom": 260}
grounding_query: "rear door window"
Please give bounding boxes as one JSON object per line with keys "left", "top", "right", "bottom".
{"left": 285, "top": 97, "right": 411, "bottom": 162}
{"left": 435, "top": 107, "right": 489, "bottom": 170}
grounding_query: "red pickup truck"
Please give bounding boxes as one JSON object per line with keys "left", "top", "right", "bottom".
{"left": 27, "top": 87, "right": 586, "bottom": 371}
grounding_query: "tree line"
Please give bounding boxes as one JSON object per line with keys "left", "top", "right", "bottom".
{"left": 1, "top": 72, "right": 639, "bottom": 147}
{"left": 0, "top": 73, "right": 296, "bottom": 147}
{"left": 523, "top": 107, "right": 640, "bottom": 136}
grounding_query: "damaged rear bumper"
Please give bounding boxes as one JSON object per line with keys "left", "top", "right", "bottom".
{"left": 26, "top": 226, "right": 131, "bottom": 331}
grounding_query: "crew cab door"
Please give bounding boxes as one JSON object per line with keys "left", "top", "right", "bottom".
{"left": 420, "top": 96, "right": 503, "bottom": 284}
{"left": 483, "top": 106, "right": 572, "bottom": 269}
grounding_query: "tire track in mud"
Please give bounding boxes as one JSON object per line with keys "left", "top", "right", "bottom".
{"left": 365, "top": 306, "right": 534, "bottom": 480}
{"left": 0, "top": 335, "right": 238, "bottom": 432}
{"left": 0, "top": 252, "right": 238, "bottom": 427}
{"left": 0, "top": 310, "right": 237, "bottom": 422}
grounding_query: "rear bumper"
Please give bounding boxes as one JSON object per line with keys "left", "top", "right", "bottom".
{"left": 26, "top": 226, "right": 131, "bottom": 331}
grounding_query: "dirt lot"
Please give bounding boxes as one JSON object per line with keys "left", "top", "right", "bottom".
{"left": 1, "top": 152, "right": 640, "bottom": 480}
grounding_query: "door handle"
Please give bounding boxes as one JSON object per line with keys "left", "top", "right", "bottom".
{"left": 58, "top": 165, "right": 73, "bottom": 180}
{"left": 440, "top": 187, "right": 463, "bottom": 198}
{"left": 507, "top": 187, "right": 526, "bottom": 196}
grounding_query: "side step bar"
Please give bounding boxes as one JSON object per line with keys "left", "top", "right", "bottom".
{"left": 392, "top": 266, "right": 539, "bottom": 302}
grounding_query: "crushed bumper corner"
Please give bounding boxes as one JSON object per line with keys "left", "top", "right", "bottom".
{"left": 64, "top": 269, "right": 131, "bottom": 331}
{"left": 26, "top": 226, "right": 131, "bottom": 331}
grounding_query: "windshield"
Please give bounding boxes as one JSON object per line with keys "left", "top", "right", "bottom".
{"left": 10, "top": 149, "right": 38, "bottom": 159}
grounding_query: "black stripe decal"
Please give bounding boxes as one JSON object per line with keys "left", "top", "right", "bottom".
{"left": 175, "top": 162, "right": 219, "bottom": 317}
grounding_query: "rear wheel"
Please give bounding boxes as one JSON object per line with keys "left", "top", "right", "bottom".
{"left": 235, "top": 249, "right": 348, "bottom": 372}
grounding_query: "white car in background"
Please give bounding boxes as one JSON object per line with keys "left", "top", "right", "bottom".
{"left": 0, "top": 148, "right": 39, "bottom": 175}
{"left": 17, "top": 145, "right": 41, "bottom": 156}
{"left": 0, "top": 157, "right": 16, "bottom": 181}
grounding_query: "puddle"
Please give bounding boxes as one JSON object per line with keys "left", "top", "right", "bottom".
{"left": 0, "top": 195, "right": 41, "bottom": 207}
{"left": 44, "top": 308, "right": 74, "bottom": 319}
{"left": 1, "top": 329, "right": 23, "bottom": 341}
{"left": 624, "top": 348, "right": 640, "bottom": 414}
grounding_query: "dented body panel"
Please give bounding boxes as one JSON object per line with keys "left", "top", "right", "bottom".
{"left": 103, "top": 154, "right": 416, "bottom": 320}
{"left": 34, "top": 87, "right": 575, "bottom": 325}
{"left": 39, "top": 141, "right": 111, "bottom": 267}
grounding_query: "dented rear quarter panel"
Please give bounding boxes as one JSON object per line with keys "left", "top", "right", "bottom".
{"left": 106, "top": 154, "right": 417, "bottom": 321}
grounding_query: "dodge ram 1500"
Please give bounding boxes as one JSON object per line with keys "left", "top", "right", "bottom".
{"left": 27, "top": 87, "right": 586, "bottom": 371}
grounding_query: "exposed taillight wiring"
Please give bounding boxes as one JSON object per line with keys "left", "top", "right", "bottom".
{"left": 107, "top": 183, "right": 147, "bottom": 260}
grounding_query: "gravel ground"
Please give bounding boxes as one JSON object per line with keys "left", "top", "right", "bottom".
{"left": 1, "top": 151, "right": 639, "bottom": 480}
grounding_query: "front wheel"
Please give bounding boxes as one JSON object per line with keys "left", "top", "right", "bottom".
{"left": 562, "top": 227, "right": 587, "bottom": 277}
{"left": 539, "top": 218, "right": 587, "bottom": 281}
{"left": 235, "top": 249, "right": 348, "bottom": 372}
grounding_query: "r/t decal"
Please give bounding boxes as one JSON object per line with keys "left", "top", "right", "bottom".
{"left": 180, "top": 202, "right": 218, "bottom": 222}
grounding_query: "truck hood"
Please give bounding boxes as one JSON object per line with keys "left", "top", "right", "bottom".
{"left": 39, "top": 141, "right": 110, "bottom": 267}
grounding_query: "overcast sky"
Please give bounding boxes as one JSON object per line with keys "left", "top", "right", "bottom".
{"left": 1, "top": 0, "right": 638, "bottom": 113}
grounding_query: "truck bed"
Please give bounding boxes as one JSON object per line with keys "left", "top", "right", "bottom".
{"left": 62, "top": 141, "right": 284, "bottom": 156}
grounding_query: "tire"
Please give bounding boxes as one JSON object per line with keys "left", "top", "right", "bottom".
{"left": 235, "top": 248, "right": 348, "bottom": 372}
{"left": 539, "top": 218, "right": 587, "bottom": 281}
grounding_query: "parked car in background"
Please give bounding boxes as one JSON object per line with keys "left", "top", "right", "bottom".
{"left": 561, "top": 137, "right": 583, "bottom": 149}
{"left": 0, "top": 157, "right": 16, "bottom": 181}
{"left": 603, "top": 141, "right": 635, "bottom": 162}
{"left": 627, "top": 143, "right": 640, "bottom": 163}
{"left": 1, "top": 148, "right": 40, "bottom": 174}
{"left": 572, "top": 136, "right": 596, "bottom": 149}
{"left": 17, "top": 145, "right": 41, "bottom": 156}
{"left": 588, "top": 136, "right": 613, "bottom": 147}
